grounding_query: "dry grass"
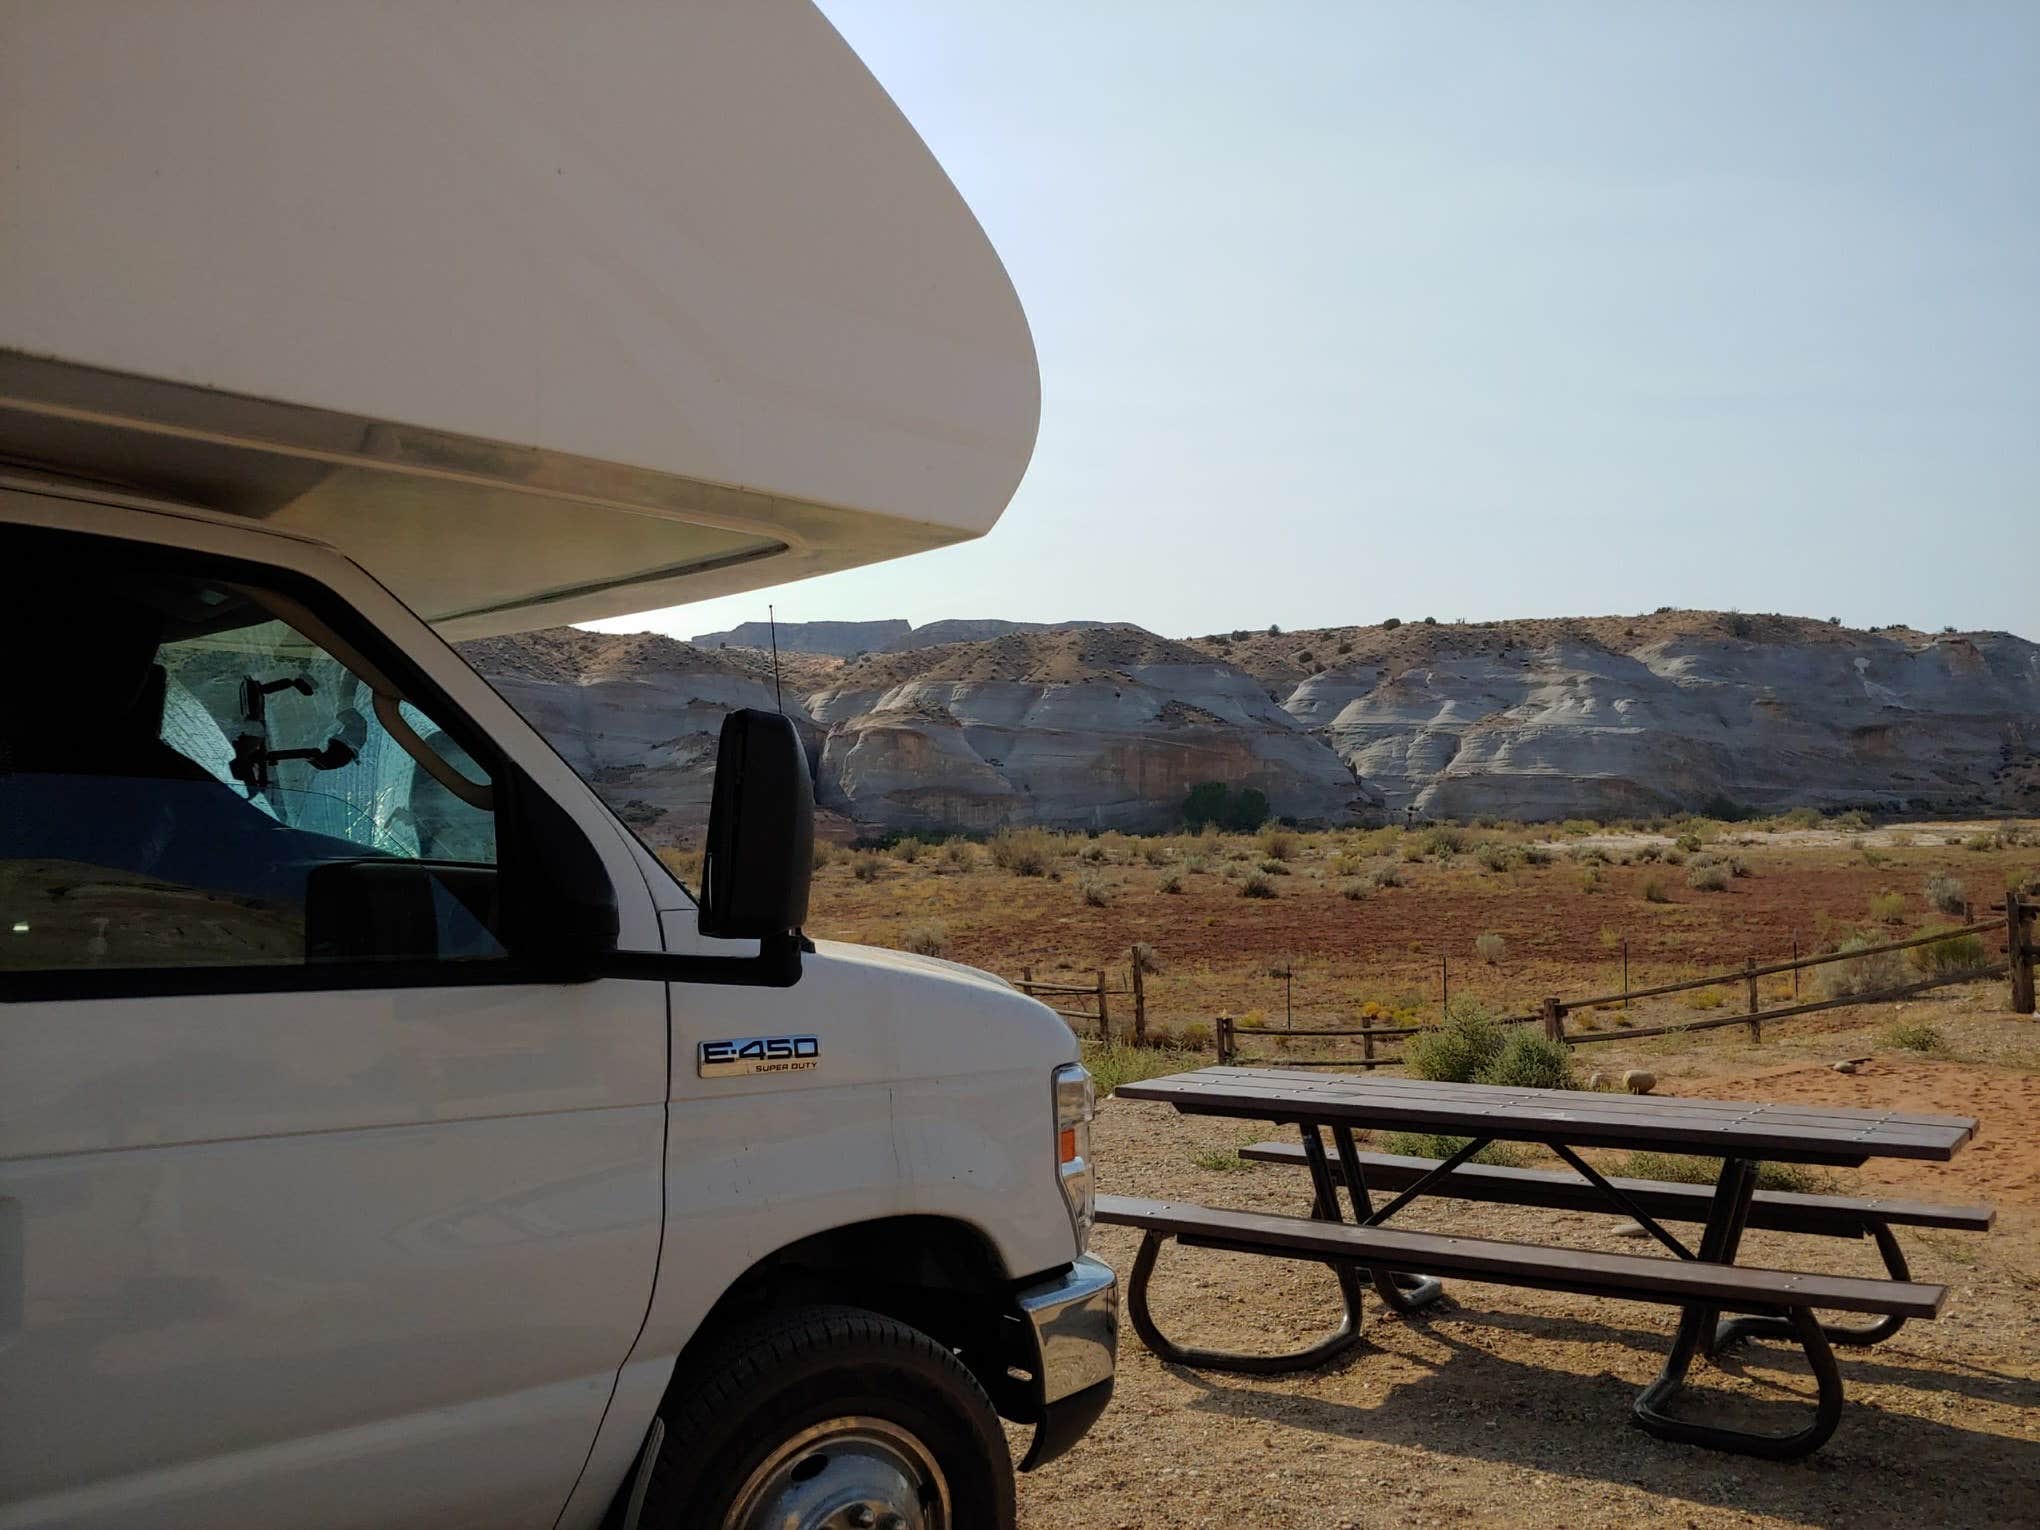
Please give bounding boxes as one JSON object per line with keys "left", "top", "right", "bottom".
{"left": 799, "top": 817, "right": 2039, "bottom": 1039}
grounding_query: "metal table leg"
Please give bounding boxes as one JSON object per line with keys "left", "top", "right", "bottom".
{"left": 1123, "top": 1229, "right": 1364, "bottom": 1374}
{"left": 1631, "top": 1157, "right": 1845, "bottom": 1459}
{"left": 1329, "top": 1125, "right": 1444, "bottom": 1315}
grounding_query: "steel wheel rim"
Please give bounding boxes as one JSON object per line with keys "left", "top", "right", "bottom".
{"left": 722, "top": 1414, "right": 951, "bottom": 1530}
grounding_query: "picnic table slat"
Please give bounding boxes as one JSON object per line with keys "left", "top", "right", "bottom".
{"left": 1098, "top": 1196, "right": 1948, "bottom": 1317}
{"left": 1202, "top": 1067, "right": 1979, "bottom": 1131}
{"left": 1114, "top": 1069, "right": 1976, "bottom": 1164}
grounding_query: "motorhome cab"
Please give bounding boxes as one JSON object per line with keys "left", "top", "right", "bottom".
{"left": 0, "top": 5, "right": 1114, "bottom": 1528}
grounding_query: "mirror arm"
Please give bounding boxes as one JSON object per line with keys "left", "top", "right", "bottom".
{"left": 591, "top": 934, "right": 805, "bottom": 988}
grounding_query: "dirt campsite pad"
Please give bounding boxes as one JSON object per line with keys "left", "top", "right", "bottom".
{"left": 1013, "top": 1009, "right": 2040, "bottom": 1529}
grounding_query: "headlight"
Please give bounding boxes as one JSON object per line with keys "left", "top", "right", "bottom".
{"left": 1052, "top": 1062, "right": 1096, "bottom": 1249}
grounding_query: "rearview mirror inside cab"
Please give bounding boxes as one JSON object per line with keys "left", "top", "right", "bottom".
{"left": 699, "top": 709, "right": 813, "bottom": 944}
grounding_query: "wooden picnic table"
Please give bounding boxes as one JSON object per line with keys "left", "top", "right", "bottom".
{"left": 1103, "top": 1066, "right": 1984, "bottom": 1459}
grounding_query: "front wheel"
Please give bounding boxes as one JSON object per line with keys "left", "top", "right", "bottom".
{"left": 640, "top": 1304, "right": 1016, "bottom": 1530}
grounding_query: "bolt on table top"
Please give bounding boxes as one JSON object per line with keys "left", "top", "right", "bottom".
{"left": 1114, "top": 1066, "right": 1977, "bottom": 1167}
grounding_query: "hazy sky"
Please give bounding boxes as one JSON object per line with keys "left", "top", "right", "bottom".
{"left": 596, "top": 1, "right": 2038, "bottom": 644}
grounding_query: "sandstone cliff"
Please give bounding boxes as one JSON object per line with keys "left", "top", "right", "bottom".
{"left": 1200, "top": 613, "right": 2040, "bottom": 820}
{"left": 458, "top": 628, "right": 820, "bottom": 840}
{"left": 462, "top": 611, "right": 2040, "bottom": 838}
{"left": 803, "top": 626, "right": 1370, "bottom": 831}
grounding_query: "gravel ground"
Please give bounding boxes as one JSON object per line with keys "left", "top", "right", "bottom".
{"left": 1013, "top": 1048, "right": 2040, "bottom": 1529}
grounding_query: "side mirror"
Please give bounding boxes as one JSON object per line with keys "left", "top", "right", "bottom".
{"left": 699, "top": 709, "right": 813, "bottom": 943}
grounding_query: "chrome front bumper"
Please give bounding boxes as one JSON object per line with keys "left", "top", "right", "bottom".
{"left": 1011, "top": 1253, "right": 1117, "bottom": 1470}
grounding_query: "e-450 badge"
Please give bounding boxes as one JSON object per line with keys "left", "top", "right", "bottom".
{"left": 698, "top": 1034, "right": 821, "bottom": 1078}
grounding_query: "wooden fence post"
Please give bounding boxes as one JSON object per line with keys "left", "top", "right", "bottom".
{"left": 1361, "top": 1016, "right": 1375, "bottom": 1066}
{"left": 1745, "top": 957, "right": 1761, "bottom": 1043}
{"left": 1440, "top": 950, "right": 1450, "bottom": 1020}
{"left": 1021, "top": 965, "right": 1033, "bottom": 993}
{"left": 1095, "top": 969, "right": 1110, "bottom": 1041}
{"left": 1216, "top": 1013, "right": 1234, "bottom": 1064}
{"left": 1621, "top": 935, "right": 1629, "bottom": 1010}
{"left": 1129, "top": 949, "right": 1147, "bottom": 1045}
{"left": 1790, "top": 935, "right": 1799, "bottom": 999}
{"left": 2011, "top": 893, "right": 2036, "bottom": 1015}
{"left": 1541, "top": 996, "right": 1564, "bottom": 1044}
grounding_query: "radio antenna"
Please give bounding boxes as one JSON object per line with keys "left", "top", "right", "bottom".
{"left": 768, "top": 603, "right": 784, "bottom": 713}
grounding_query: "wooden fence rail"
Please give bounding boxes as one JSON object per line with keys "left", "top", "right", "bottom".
{"left": 1216, "top": 893, "right": 2036, "bottom": 1067}
{"left": 1015, "top": 949, "right": 1148, "bottom": 1044}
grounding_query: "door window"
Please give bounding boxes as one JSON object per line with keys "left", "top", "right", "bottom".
{"left": 0, "top": 540, "right": 505, "bottom": 977}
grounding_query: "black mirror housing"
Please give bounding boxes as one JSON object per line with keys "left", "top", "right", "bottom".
{"left": 699, "top": 709, "right": 813, "bottom": 941}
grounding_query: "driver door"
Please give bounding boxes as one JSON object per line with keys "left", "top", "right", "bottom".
{"left": 0, "top": 520, "right": 664, "bottom": 1530}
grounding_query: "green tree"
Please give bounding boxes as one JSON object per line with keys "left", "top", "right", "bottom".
{"left": 1182, "top": 781, "right": 1231, "bottom": 830}
{"left": 1226, "top": 787, "right": 1270, "bottom": 831}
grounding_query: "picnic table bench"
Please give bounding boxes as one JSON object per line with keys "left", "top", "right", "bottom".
{"left": 1100, "top": 1066, "right": 1989, "bottom": 1459}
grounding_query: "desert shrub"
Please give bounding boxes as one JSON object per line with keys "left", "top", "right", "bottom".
{"left": 1924, "top": 873, "right": 1967, "bottom": 915}
{"left": 1686, "top": 860, "right": 1731, "bottom": 892}
{"left": 1142, "top": 841, "right": 1172, "bottom": 867}
{"left": 1421, "top": 825, "right": 1467, "bottom": 858}
{"left": 1578, "top": 867, "right": 1604, "bottom": 894}
{"left": 1559, "top": 818, "right": 1601, "bottom": 837}
{"left": 990, "top": 826, "right": 1054, "bottom": 876}
{"left": 1776, "top": 807, "right": 1824, "bottom": 830}
{"left": 1521, "top": 844, "right": 1553, "bottom": 867}
{"left": 1882, "top": 1020, "right": 1945, "bottom": 1054}
{"left": 1079, "top": 877, "right": 1114, "bottom": 907}
{"left": 1083, "top": 1040, "right": 1203, "bottom": 1095}
{"left": 943, "top": 838, "right": 975, "bottom": 869}
{"left": 1909, "top": 928, "right": 1988, "bottom": 976}
{"left": 892, "top": 836, "right": 923, "bottom": 863}
{"left": 1679, "top": 985, "right": 1727, "bottom": 1011}
{"left": 1674, "top": 832, "right": 1704, "bottom": 854}
{"left": 1621, "top": 1151, "right": 1828, "bottom": 1194}
{"left": 1868, "top": 888, "right": 1909, "bottom": 923}
{"left": 1190, "top": 1146, "right": 1248, "bottom": 1172}
{"left": 1475, "top": 1031, "right": 1575, "bottom": 1091}
{"left": 1256, "top": 858, "right": 1293, "bottom": 876}
{"left": 1475, "top": 842, "right": 1525, "bottom": 873}
{"left": 1823, "top": 938, "right": 1909, "bottom": 998}
{"left": 1336, "top": 640, "right": 1353, "bottom": 654}
{"left": 1158, "top": 871, "right": 1184, "bottom": 894}
{"left": 1382, "top": 616, "right": 1402, "bottom": 630}
{"left": 1368, "top": 862, "right": 1403, "bottom": 889}
{"left": 1964, "top": 832, "right": 1998, "bottom": 853}
{"left": 1571, "top": 845, "right": 1609, "bottom": 866}
{"left": 1378, "top": 1131, "right": 1528, "bottom": 1168}
{"left": 1641, "top": 876, "right": 1673, "bottom": 903}
{"left": 1473, "top": 931, "right": 1506, "bottom": 965}
{"left": 1239, "top": 871, "right": 1278, "bottom": 899}
{"left": 1404, "top": 999, "right": 1505, "bottom": 1083}
{"left": 1633, "top": 843, "right": 1663, "bottom": 863}
{"left": 1341, "top": 881, "right": 1368, "bottom": 901}
{"left": 1176, "top": 1022, "right": 1213, "bottom": 1050}
{"left": 1257, "top": 826, "right": 1299, "bottom": 861}
{"left": 1832, "top": 809, "right": 1872, "bottom": 831}
{"left": 1663, "top": 848, "right": 1687, "bottom": 866}
{"left": 900, "top": 923, "right": 949, "bottom": 957}
{"left": 811, "top": 839, "right": 839, "bottom": 870}
{"left": 851, "top": 852, "right": 884, "bottom": 882}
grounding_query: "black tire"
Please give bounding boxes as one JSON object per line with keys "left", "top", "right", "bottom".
{"left": 639, "top": 1303, "right": 1016, "bottom": 1530}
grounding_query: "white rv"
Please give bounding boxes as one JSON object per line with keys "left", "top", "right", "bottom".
{"left": 0, "top": 5, "right": 1113, "bottom": 1528}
